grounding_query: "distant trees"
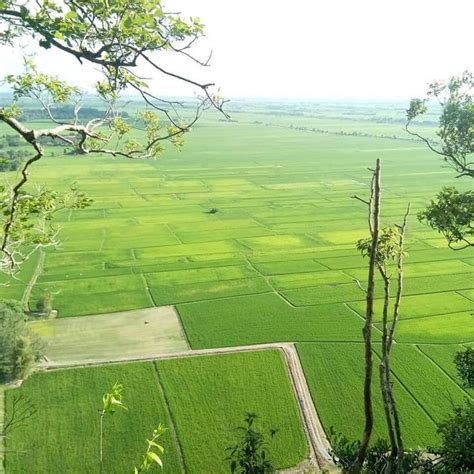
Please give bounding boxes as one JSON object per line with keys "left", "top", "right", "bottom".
{"left": 0, "top": 0, "right": 225, "bottom": 275}
{"left": 406, "top": 71, "right": 473, "bottom": 249}
{"left": 0, "top": 299, "right": 42, "bottom": 382}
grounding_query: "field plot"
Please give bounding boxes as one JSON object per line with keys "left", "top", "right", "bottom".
{"left": 28, "top": 307, "right": 189, "bottom": 365}
{"left": 297, "top": 343, "right": 472, "bottom": 448}
{"left": 178, "top": 293, "right": 362, "bottom": 348}
{"left": 4, "top": 363, "right": 183, "bottom": 474}
{"left": 2, "top": 102, "right": 474, "bottom": 465}
{"left": 5, "top": 350, "right": 308, "bottom": 473}
{"left": 156, "top": 350, "right": 308, "bottom": 472}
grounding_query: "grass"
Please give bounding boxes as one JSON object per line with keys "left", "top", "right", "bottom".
{"left": 372, "top": 345, "right": 470, "bottom": 424}
{"left": 178, "top": 293, "right": 362, "bottom": 348}
{"left": 156, "top": 350, "right": 308, "bottom": 473}
{"left": 4, "top": 363, "right": 183, "bottom": 474}
{"left": 417, "top": 344, "right": 474, "bottom": 394}
{"left": 28, "top": 307, "right": 188, "bottom": 365}
{"left": 5, "top": 350, "right": 307, "bottom": 473}
{"left": 1, "top": 101, "right": 473, "bottom": 464}
{"left": 395, "top": 312, "right": 474, "bottom": 344}
{"left": 297, "top": 343, "right": 437, "bottom": 448}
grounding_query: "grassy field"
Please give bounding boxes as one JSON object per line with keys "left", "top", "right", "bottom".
{"left": 1, "top": 100, "right": 473, "bottom": 469}
{"left": 156, "top": 350, "right": 307, "bottom": 472}
{"left": 28, "top": 307, "right": 189, "bottom": 365}
{"left": 5, "top": 350, "right": 307, "bottom": 473}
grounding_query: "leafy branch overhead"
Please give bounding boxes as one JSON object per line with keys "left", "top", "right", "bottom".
{"left": 406, "top": 70, "right": 473, "bottom": 178}
{"left": 0, "top": 0, "right": 227, "bottom": 274}
{"left": 406, "top": 71, "right": 473, "bottom": 250}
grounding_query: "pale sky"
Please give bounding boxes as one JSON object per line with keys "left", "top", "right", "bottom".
{"left": 1, "top": 0, "right": 473, "bottom": 99}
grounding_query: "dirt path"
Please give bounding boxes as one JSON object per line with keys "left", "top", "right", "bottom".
{"left": 21, "top": 250, "right": 45, "bottom": 311}
{"left": 39, "top": 342, "right": 333, "bottom": 471}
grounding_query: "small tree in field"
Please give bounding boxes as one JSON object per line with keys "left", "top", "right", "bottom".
{"left": 226, "top": 413, "right": 277, "bottom": 474}
{"left": 454, "top": 347, "right": 474, "bottom": 388}
{"left": 98, "top": 382, "right": 165, "bottom": 472}
{"left": 36, "top": 291, "right": 53, "bottom": 316}
{"left": 0, "top": 299, "right": 42, "bottom": 381}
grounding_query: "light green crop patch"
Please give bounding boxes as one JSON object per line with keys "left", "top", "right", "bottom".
{"left": 349, "top": 291, "right": 473, "bottom": 321}
{"left": 394, "top": 312, "right": 474, "bottom": 344}
{"left": 156, "top": 350, "right": 308, "bottom": 473}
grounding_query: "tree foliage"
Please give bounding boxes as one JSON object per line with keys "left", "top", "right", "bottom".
{"left": 435, "top": 400, "right": 474, "bottom": 472}
{"left": 454, "top": 347, "right": 474, "bottom": 388}
{"left": 328, "top": 428, "right": 428, "bottom": 473}
{"left": 0, "top": 299, "right": 42, "bottom": 381}
{"left": 406, "top": 71, "right": 473, "bottom": 250}
{"left": 418, "top": 187, "right": 474, "bottom": 250}
{"left": 226, "top": 413, "right": 277, "bottom": 474}
{"left": 0, "top": 0, "right": 225, "bottom": 274}
{"left": 406, "top": 71, "right": 473, "bottom": 178}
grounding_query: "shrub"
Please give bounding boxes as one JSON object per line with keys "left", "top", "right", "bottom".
{"left": 454, "top": 347, "right": 474, "bottom": 387}
{"left": 0, "top": 300, "right": 42, "bottom": 382}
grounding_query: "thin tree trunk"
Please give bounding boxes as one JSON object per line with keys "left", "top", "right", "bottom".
{"left": 387, "top": 206, "right": 410, "bottom": 471}
{"left": 350, "top": 158, "right": 381, "bottom": 473}
{"left": 378, "top": 271, "right": 397, "bottom": 473}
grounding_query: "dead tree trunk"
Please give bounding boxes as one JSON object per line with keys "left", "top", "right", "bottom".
{"left": 350, "top": 158, "right": 381, "bottom": 473}
{"left": 385, "top": 206, "right": 409, "bottom": 472}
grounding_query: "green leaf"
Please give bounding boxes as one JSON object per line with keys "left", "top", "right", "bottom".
{"left": 147, "top": 451, "right": 163, "bottom": 467}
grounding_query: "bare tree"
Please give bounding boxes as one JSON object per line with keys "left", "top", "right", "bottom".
{"left": 349, "top": 158, "right": 381, "bottom": 473}
{"left": 357, "top": 207, "right": 410, "bottom": 472}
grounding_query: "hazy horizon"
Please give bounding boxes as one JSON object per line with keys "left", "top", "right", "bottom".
{"left": 1, "top": 0, "right": 473, "bottom": 100}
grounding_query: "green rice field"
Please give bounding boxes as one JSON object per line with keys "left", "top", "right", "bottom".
{"left": 4, "top": 350, "right": 307, "bottom": 473}
{"left": 1, "top": 100, "right": 473, "bottom": 472}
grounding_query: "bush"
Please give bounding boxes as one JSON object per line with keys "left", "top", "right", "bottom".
{"left": 0, "top": 299, "right": 42, "bottom": 382}
{"left": 36, "top": 292, "right": 53, "bottom": 316}
{"left": 454, "top": 347, "right": 474, "bottom": 387}
{"left": 327, "top": 428, "right": 427, "bottom": 473}
{"left": 435, "top": 400, "right": 474, "bottom": 472}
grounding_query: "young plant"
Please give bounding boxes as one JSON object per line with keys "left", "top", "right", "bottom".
{"left": 98, "top": 382, "right": 128, "bottom": 472}
{"left": 226, "top": 413, "right": 278, "bottom": 474}
{"left": 134, "top": 425, "right": 166, "bottom": 473}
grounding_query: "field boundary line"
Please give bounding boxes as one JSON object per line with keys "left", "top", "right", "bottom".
{"left": 415, "top": 345, "right": 473, "bottom": 400}
{"left": 151, "top": 362, "right": 188, "bottom": 473}
{"left": 455, "top": 289, "right": 474, "bottom": 302}
{"left": 378, "top": 357, "right": 438, "bottom": 427}
{"left": 174, "top": 307, "right": 192, "bottom": 350}
{"left": 139, "top": 273, "right": 156, "bottom": 307}
{"left": 244, "top": 257, "right": 296, "bottom": 308}
{"left": 0, "top": 386, "right": 5, "bottom": 474}
{"left": 21, "top": 250, "right": 45, "bottom": 312}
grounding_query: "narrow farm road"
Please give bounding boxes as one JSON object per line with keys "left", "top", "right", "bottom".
{"left": 40, "top": 342, "right": 333, "bottom": 471}
{"left": 21, "top": 250, "right": 45, "bottom": 311}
